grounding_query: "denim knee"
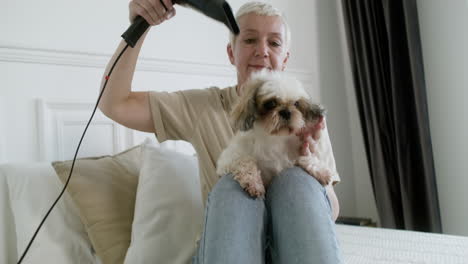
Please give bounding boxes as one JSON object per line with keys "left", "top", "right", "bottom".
{"left": 196, "top": 173, "right": 267, "bottom": 264}
{"left": 209, "top": 173, "right": 261, "bottom": 201}
{"left": 266, "top": 167, "right": 330, "bottom": 212}
{"left": 207, "top": 173, "right": 266, "bottom": 214}
{"left": 265, "top": 167, "right": 342, "bottom": 264}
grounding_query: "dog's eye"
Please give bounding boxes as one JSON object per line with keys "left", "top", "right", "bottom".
{"left": 264, "top": 100, "right": 277, "bottom": 110}
{"left": 294, "top": 101, "right": 300, "bottom": 107}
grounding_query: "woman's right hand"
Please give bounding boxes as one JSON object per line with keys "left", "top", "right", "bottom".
{"left": 129, "top": 0, "right": 176, "bottom": 26}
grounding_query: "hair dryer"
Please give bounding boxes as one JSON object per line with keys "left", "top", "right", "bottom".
{"left": 122, "top": 0, "right": 239, "bottom": 47}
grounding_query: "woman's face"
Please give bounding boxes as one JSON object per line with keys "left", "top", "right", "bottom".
{"left": 228, "top": 13, "right": 290, "bottom": 90}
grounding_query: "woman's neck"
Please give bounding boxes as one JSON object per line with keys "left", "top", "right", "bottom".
{"left": 236, "top": 83, "right": 245, "bottom": 96}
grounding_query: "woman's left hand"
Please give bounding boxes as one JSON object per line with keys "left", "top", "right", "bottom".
{"left": 296, "top": 116, "right": 325, "bottom": 156}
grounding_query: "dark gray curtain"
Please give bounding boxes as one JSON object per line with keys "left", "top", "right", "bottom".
{"left": 341, "top": 0, "right": 442, "bottom": 232}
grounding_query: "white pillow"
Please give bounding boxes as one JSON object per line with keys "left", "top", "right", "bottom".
{"left": 1, "top": 162, "right": 99, "bottom": 264}
{"left": 124, "top": 140, "right": 204, "bottom": 264}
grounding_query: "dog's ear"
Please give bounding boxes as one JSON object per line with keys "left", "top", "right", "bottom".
{"left": 231, "top": 78, "right": 264, "bottom": 131}
{"left": 299, "top": 99, "right": 326, "bottom": 123}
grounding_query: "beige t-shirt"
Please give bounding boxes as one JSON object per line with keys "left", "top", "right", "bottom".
{"left": 149, "top": 85, "right": 340, "bottom": 205}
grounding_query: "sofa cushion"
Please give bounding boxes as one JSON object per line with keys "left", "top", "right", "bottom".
{"left": 124, "top": 139, "right": 203, "bottom": 264}
{"left": 1, "top": 162, "right": 98, "bottom": 263}
{"left": 52, "top": 145, "right": 141, "bottom": 264}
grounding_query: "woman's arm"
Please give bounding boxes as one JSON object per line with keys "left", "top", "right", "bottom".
{"left": 98, "top": 0, "right": 175, "bottom": 133}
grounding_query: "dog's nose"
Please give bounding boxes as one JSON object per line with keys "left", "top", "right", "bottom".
{"left": 279, "top": 109, "right": 291, "bottom": 120}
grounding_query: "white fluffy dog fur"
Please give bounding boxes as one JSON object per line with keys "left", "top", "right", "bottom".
{"left": 216, "top": 70, "right": 332, "bottom": 198}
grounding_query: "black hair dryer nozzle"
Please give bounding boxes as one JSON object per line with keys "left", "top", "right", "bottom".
{"left": 122, "top": 0, "right": 239, "bottom": 48}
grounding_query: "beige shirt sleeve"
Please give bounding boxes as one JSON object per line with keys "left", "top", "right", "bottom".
{"left": 148, "top": 89, "right": 207, "bottom": 142}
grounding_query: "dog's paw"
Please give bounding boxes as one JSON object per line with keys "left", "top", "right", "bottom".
{"left": 234, "top": 170, "right": 265, "bottom": 198}
{"left": 232, "top": 160, "right": 265, "bottom": 198}
{"left": 242, "top": 177, "right": 266, "bottom": 198}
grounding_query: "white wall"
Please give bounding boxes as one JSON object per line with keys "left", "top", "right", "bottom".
{"left": 0, "top": 0, "right": 318, "bottom": 159}
{"left": 417, "top": 0, "right": 468, "bottom": 236}
{"left": 0, "top": 96, "right": 5, "bottom": 164}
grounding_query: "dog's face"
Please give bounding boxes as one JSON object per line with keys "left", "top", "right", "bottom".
{"left": 231, "top": 70, "right": 325, "bottom": 135}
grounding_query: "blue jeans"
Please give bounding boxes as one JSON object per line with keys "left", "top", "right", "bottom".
{"left": 192, "top": 167, "right": 343, "bottom": 264}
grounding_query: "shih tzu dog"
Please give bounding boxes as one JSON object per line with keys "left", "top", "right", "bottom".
{"left": 216, "top": 70, "right": 332, "bottom": 198}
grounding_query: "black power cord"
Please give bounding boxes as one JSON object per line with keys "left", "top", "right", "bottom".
{"left": 16, "top": 43, "right": 130, "bottom": 264}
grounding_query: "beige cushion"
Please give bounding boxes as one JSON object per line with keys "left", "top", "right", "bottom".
{"left": 52, "top": 145, "right": 142, "bottom": 264}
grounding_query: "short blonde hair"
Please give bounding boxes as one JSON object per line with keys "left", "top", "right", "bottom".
{"left": 229, "top": 1, "right": 291, "bottom": 50}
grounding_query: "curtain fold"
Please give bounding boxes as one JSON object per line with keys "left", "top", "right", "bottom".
{"left": 341, "top": 0, "right": 442, "bottom": 232}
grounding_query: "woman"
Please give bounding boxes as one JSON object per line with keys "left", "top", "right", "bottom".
{"left": 99, "top": 1, "right": 343, "bottom": 263}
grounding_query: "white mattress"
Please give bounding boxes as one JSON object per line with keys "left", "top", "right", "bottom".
{"left": 336, "top": 224, "right": 468, "bottom": 264}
